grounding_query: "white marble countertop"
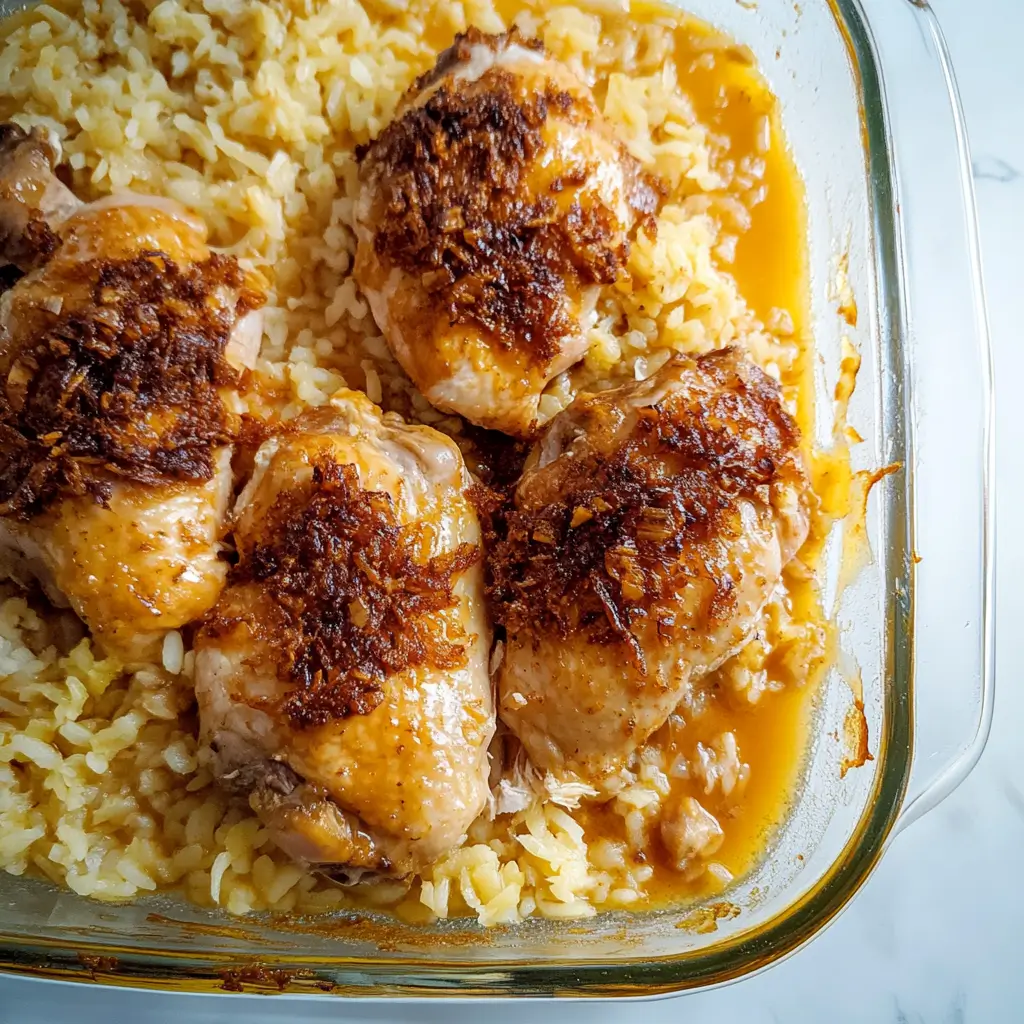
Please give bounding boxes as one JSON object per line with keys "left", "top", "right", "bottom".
{"left": 2, "top": 0, "right": 1022, "bottom": 1020}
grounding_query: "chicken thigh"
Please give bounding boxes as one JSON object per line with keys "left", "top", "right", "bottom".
{"left": 0, "top": 123, "right": 79, "bottom": 274}
{"left": 194, "top": 391, "right": 493, "bottom": 878}
{"left": 489, "top": 348, "right": 810, "bottom": 785}
{"left": 354, "top": 28, "right": 661, "bottom": 437}
{"left": 0, "top": 123, "right": 264, "bottom": 661}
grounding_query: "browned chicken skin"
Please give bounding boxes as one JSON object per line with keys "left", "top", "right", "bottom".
{"left": 1, "top": 114, "right": 807, "bottom": 885}
{"left": 194, "top": 391, "right": 494, "bottom": 878}
{"left": 354, "top": 28, "right": 661, "bottom": 437}
{"left": 0, "top": 123, "right": 265, "bottom": 661}
{"left": 489, "top": 348, "right": 810, "bottom": 785}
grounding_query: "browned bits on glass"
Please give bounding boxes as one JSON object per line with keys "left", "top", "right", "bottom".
{"left": 0, "top": 251, "right": 263, "bottom": 519}
{"left": 214, "top": 457, "right": 479, "bottom": 730}
{"left": 358, "top": 28, "right": 661, "bottom": 367}
{"left": 486, "top": 349, "right": 801, "bottom": 671}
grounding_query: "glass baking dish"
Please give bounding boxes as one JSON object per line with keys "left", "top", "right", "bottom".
{"left": 0, "top": 0, "right": 994, "bottom": 998}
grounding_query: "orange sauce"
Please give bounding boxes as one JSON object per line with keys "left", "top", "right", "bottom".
{"left": 565, "top": 7, "right": 829, "bottom": 906}
{"left": 657, "top": 15, "right": 811, "bottom": 343}
{"left": 577, "top": 677, "right": 817, "bottom": 905}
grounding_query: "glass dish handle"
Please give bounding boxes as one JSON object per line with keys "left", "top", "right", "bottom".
{"left": 862, "top": 0, "right": 996, "bottom": 835}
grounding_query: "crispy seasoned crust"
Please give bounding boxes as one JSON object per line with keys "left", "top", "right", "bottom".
{"left": 212, "top": 457, "right": 479, "bottom": 730}
{"left": 358, "top": 30, "right": 662, "bottom": 366}
{"left": 0, "top": 251, "right": 264, "bottom": 518}
{"left": 486, "top": 348, "right": 802, "bottom": 670}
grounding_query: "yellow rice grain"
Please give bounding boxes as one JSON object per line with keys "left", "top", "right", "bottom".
{"left": 0, "top": 0, "right": 813, "bottom": 927}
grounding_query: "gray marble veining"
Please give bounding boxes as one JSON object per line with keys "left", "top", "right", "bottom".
{"left": 972, "top": 156, "right": 1020, "bottom": 183}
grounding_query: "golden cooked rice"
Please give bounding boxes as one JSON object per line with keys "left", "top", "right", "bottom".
{"left": 0, "top": 0, "right": 820, "bottom": 924}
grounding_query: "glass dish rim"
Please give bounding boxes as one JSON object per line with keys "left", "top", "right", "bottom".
{"left": 0, "top": 0, "right": 993, "bottom": 998}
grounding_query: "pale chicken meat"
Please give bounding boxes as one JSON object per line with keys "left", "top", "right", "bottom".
{"left": 489, "top": 348, "right": 810, "bottom": 785}
{"left": 354, "top": 28, "right": 661, "bottom": 437}
{"left": 194, "top": 391, "right": 494, "bottom": 878}
{"left": 0, "top": 123, "right": 79, "bottom": 274}
{"left": 0, "top": 123, "right": 265, "bottom": 661}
